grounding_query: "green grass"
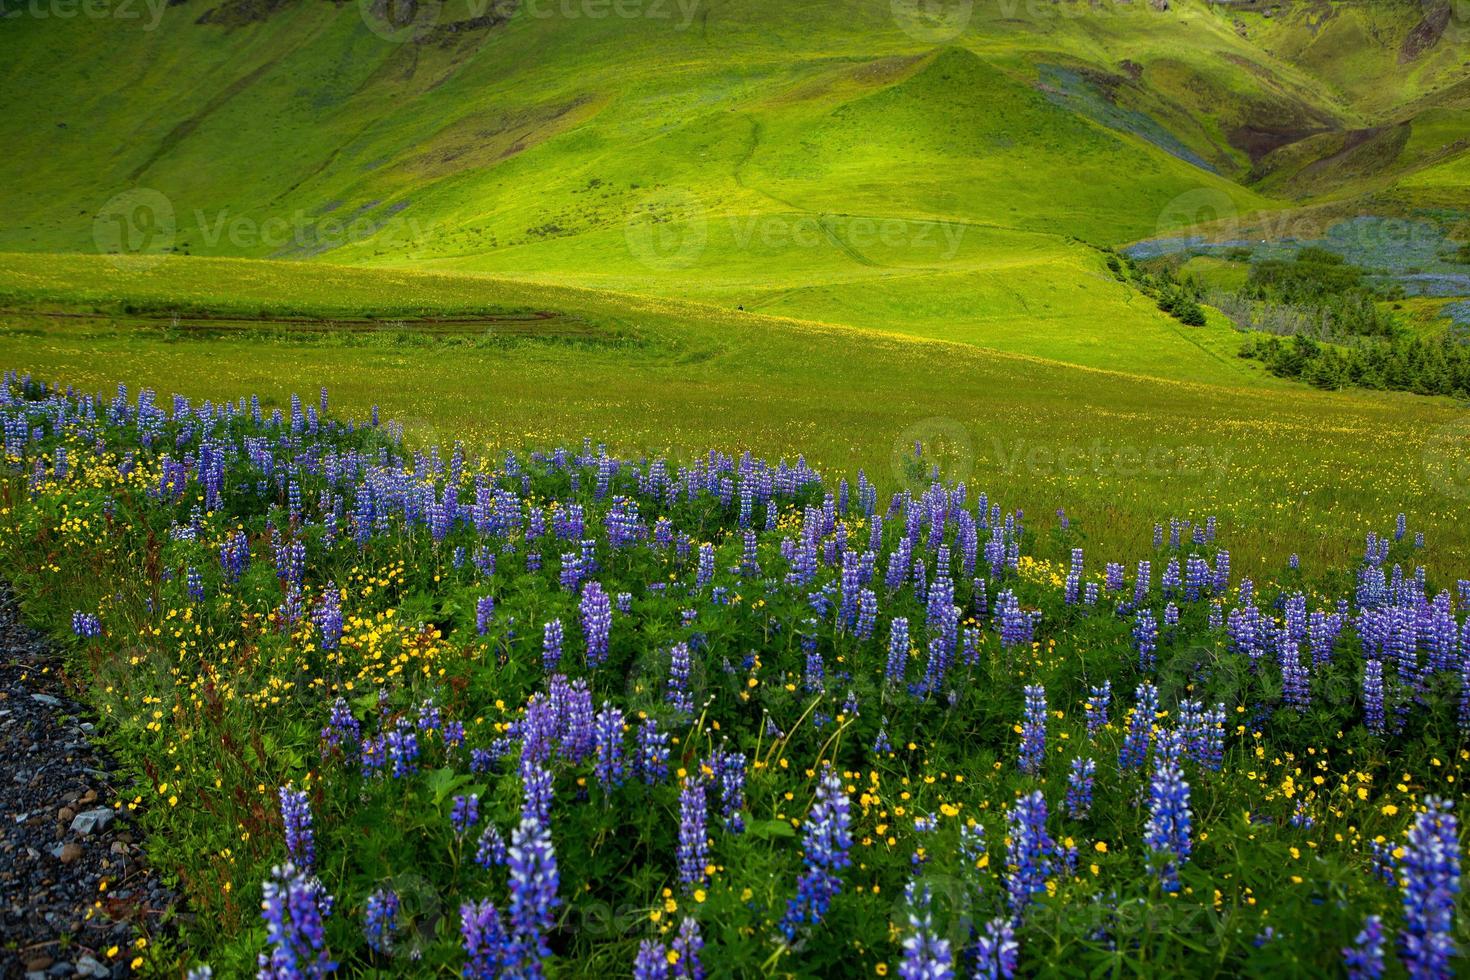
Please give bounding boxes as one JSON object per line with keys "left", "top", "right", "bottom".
{"left": 2, "top": 253, "right": 1468, "bottom": 577}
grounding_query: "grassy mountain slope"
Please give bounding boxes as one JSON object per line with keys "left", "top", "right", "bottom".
{"left": 2, "top": 1, "right": 1468, "bottom": 376}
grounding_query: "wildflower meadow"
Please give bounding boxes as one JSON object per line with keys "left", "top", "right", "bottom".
{"left": 0, "top": 375, "right": 1464, "bottom": 977}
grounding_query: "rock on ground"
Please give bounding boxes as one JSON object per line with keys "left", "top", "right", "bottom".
{"left": 0, "top": 590, "right": 177, "bottom": 979}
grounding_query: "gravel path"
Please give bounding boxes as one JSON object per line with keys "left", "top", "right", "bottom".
{"left": 0, "top": 591, "right": 178, "bottom": 979}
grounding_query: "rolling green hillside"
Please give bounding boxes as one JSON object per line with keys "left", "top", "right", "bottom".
{"left": 9, "top": 0, "right": 1469, "bottom": 380}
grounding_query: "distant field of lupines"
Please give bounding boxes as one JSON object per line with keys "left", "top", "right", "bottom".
{"left": 0, "top": 376, "right": 1463, "bottom": 977}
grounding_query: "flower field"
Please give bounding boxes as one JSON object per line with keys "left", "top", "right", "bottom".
{"left": 0, "top": 375, "right": 1464, "bottom": 978}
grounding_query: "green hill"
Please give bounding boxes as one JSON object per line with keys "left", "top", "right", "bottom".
{"left": 11, "top": 0, "right": 1469, "bottom": 377}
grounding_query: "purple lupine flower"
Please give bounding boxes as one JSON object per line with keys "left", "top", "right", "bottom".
{"left": 1063, "top": 548, "right": 1082, "bottom": 606}
{"left": 443, "top": 720, "right": 465, "bottom": 750}
{"left": 460, "top": 899, "right": 509, "bottom": 979}
{"left": 633, "top": 939, "right": 669, "bottom": 979}
{"left": 780, "top": 765, "right": 852, "bottom": 939}
{"left": 1133, "top": 609, "right": 1157, "bottom": 672}
{"left": 1280, "top": 638, "right": 1309, "bottom": 712}
{"left": 278, "top": 785, "right": 314, "bottom": 870}
{"left": 696, "top": 542, "right": 715, "bottom": 591}
{"left": 580, "top": 581, "right": 612, "bottom": 668}
{"left": 1399, "top": 796, "right": 1460, "bottom": 978}
{"left": 542, "top": 619, "right": 564, "bottom": 673}
{"left": 1084, "top": 681, "right": 1111, "bottom": 736}
{"left": 710, "top": 746, "right": 746, "bottom": 833}
{"left": 995, "top": 591, "right": 1033, "bottom": 648}
{"left": 802, "top": 626, "right": 825, "bottom": 694}
{"left": 258, "top": 863, "right": 336, "bottom": 979}
{"left": 559, "top": 678, "right": 595, "bottom": 763}
{"left": 417, "top": 699, "right": 441, "bottom": 734}
{"left": 856, "top": 588, "right": 878, "bottom": 640}
{"left": 476, "top": 823, "right": 508, "bottom": 868}
{"left": 667, "top": 643, "right": 694, "bottom": 715}
{"left": 1199, "top": 703, "right": 1226, "bottom": 771}
{"left": 1144, "top": 730, "right": 1192, "bottom": 893}
{"left": 1370, "top": 840, "right": 1400, "bottom": 887}
{"left": 1459, "top": 651, "right": 1470, "bottom": 734}
{"left": 636, "top": 717, "right": 670, "bottom": 785}
{"left": 476, "top": 595, "right": 495, "bottom": 636}
{"left": 363, "top": 889, "right": 398, "bottom": 954}
{"left": 594, "top": 703, "right": 625, "bottom": 792}
{"left": 899, "top": 883, "right": 953, "bottom": 980}
{"left": 1065, "top": 757, "right": 1095, "bottom": 820}
{"left": 971, "top": 917, "right": 1018, "bottom": 979}
{"left": 677, "top": 775, "right": 709, "bottom": 891}
{"left": 507, "top": 815, "right": 560, "bottom": 976}
{"left": 1018, "top": 684, "right": 1046, "bottom": 776}
{"left": 220, "top": 530, "right": 250, "bottom": 583}
{"left": 1363, "top": 657, "right": 1387, "bottom": 734}
{"left": 521, "top": 759, "right": 553, "bottom": 825}
{"left": 313, "top": 585, "right": 342, "bottom": 652}
{"left": 959, "top": 821, "right": 986, "bottom": 877}
{"left": 1343, "top": 914, "right": 1385, "bottom": 980}
{"left": 321, "top": 698, "right": 360, "bottom": 751}
{"left": 70, "top": 610, "right": 102, "bottom": 639}
{"left": 187, "top": 566, "right": 205, "bottom": 603}
{"left": 886, "top": 617, "right": 910, "bottom": 688}
{"left": 1005, "top": 791, "right": 1055, "bottom": 912}
{"left": 386, "top": 723, "right": 419, "bottom": 779}
{"left": 360, "top": 735, "right": 387, "bottom": 778}
{"left": 873, "top": 721, "right": 893, "bottom": 755}
{"left": 451, "top": 794, "right": 480, "bottom": 838}
{"left": 671, "top": 917, "right": 704, "bottom": 980}
{"left": 1119, "top": 683, "right": 1157, "bottom": 771}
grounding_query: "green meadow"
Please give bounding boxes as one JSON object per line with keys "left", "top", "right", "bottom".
{"left": 1, "top": 252, "right": 1466, "bottom": 574}
{"left": 2, "top": 0, "right": 1469, "bottom": 561}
